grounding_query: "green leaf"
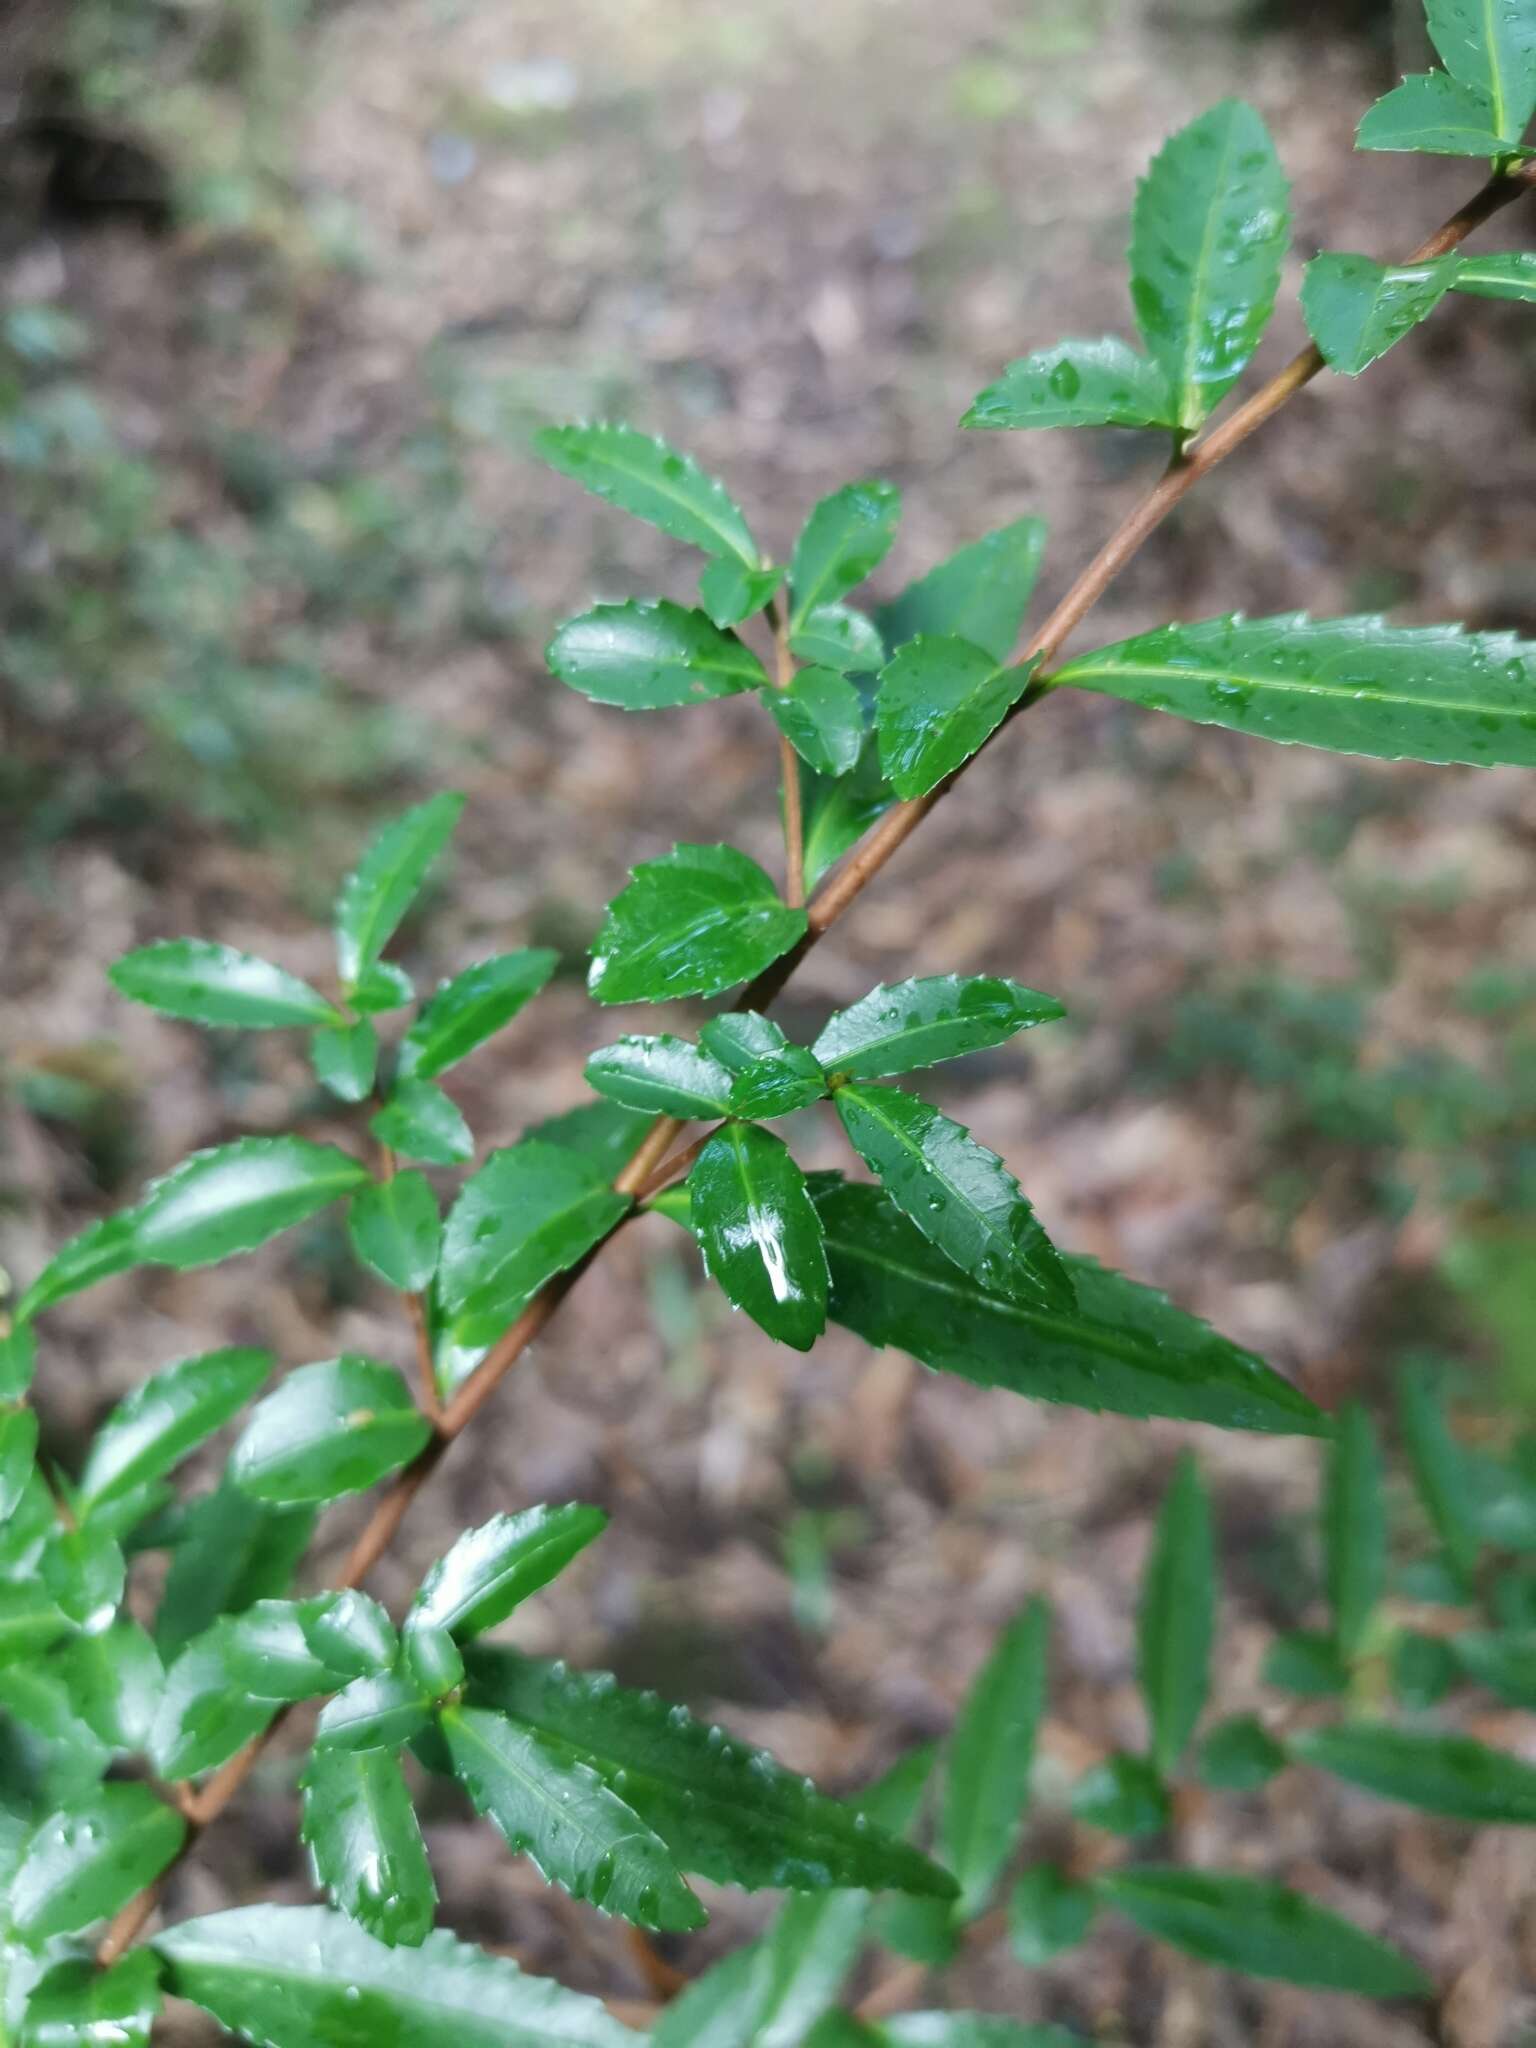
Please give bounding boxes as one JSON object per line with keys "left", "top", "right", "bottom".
{"left": 548, "top": 600, "right": 768, "bottom": 712}
{"left": 18, "top": 1949, "right": 162, "bottom": 2047}
{"left": 525, "top": 1099, "right": 655, "bottom": 1176}
{"left": 41, "top": 1522, "right": 124, "bottom": 1631}
{"left": 0, "top": 1407, "right": 38, "bottom": 1522}
{"left": 816, "top": 1179, "right": 1328, "bottom": 1434}
{"left": 411, "top": 1505, "right": 608, "bottom": 1640}
{"left": 790, "top": 481, "right": 901, "bottom": 633}
{"left": 350, "top": 961, "right": 416, "bottom": 1014}
{"left": 1, "top": 1668, "right": 111, "bottom": 1803}
{"left": 1453, "top": 1629, "right": 1536, "bottom": 1706}
{"left": 0, "top": 1585, "right": 69, "bottom": 1666}
{"left": 1197, "top": 1714, "right": 1287, "bottom": 1791}
{"left": 700, "top": 558, "right": 785, "bottom": 628}
{"left": 1452, "top": 250, "right": 1536, "bottom": 298}
{"left": 133, "top": 1137, "right": 371, "bottom": 1271}
{"left": 688, "top": 1123, "right": 828, "bottom": 1350}
{"left": 585, "top": 1036, "right": 734, "bottom": 1120}
{"left": 59, "top": 1621, "right": 164, "bottom": 1751}
{"left": 699, "top": 1013, "right": 828, "bottom": 1122}
{"left": 109, "top": 939, "right": 341, "bottom": 1031}
{"left": 1302, "top": 252, "right": 1462, "bottom": 374}
{"left": 1323, "top": 1401, "right": 1385, "bottom": 1659}
{"left": 813, "top": 975, "right": 1063, "bottom": 1081}
{"left": 0, "top": 1324, "right": 36, "bottom": 1400}
{"left": 1070, "top": 1752, "right": 1169, "bottom": 1838}
{"left": 876, "top": 636, "right": 1038, "bottom": 799}
{"left": 77, "top": 1347, "right": 271, "bottom": 1515}
{"left": 465, "top": 1645, "right": 958, "bottom": 1899}
{"left": 371, "top": 1081, "right": 473, "bottom": 1166}
{"left": 19, "top": 1213, "right": 141, "bottom": 1320}
{"left": 155, "top": 1480, "right": 315, "bottom": 1659}
{"left": 943, "top": 1598, "right": 1049, "bottom": 1918}
{"left": 1138, "top": 1451, "right": 1214, "bottom": 1776}
{"left": 1357, "top": 72, "right": 1514, "bottom": 155}
{"left": 1399, "top": 1365, "right": 1481, "bottom": 1590}
{"left": 308, "top": 1591, "right": 400, "bottom": 1679}
{"left": 833, "top": 1085, "right": 1071, "bottom": 1310}
{"left": 348, "top": 1172, "right": 441, "bottom": 1295}
{"left": 8, "top": 1784, "right": 184, "bottom": 1945}
{"left": 440, "top": 1143, "right": 631, "bottom": 1344}
{"left": 1262, "top": 1629, "right": 1350, "bottom": 1697}
{"left": 1294, "top": 1723, "right": 1536, "bottom": 1822}
{"left": 316, "top": 1671, "right": 433, "bottom": 1755}
{"left": 1426, "top": 0, "right": 1536, "bottom": 142}
{"left": 310, "top": 1019, "right": 378, "bottom": 1103}
{"left": 335, "top": 793, "right": 465, "bottom": 992}
{"left": 442, "top": 1705, "right": 704, "bottom": 1930}
{"left": 875, "top": 519, "right": 1047, "bottom": 665}
{"left": 149, "top": 1625, "right": 278, "bottom": 1777}
{"left": 0, "top": 1465, "right": 53, "bottom": 1578}
{"left": 1052, "top": 611, "right": 1536, "bottom": 768}
{"left": 1129, "top": 100, "right": 1289, "bottom": 431}
{"left": 743, "top": 1888, "right": 870, "bottom": 2048}
{"left": 877, "top": 2018, "right": 1083, "bottom": 2048}
{"left": 800, "top": 734, "right": 897, "bottom": 892}
{"left": 231, "top": 1356, "right": 430, "bottom": 1509}
{"left": 403, "top": 1625, "right": 464, "bottom": 1701}
{"left": 789, "top": 604, "right": 886, "bottom": 675}
{"left": 301, "top": 1747, "right": 437, "bottom": 1948}
{"left": 537, "top": 423, "right": 758, "bottom": 567}
{"left": 767, "top": 667, "right": 867, "bottom": 777}
{"left": 1008, "top": 1863, "right": 1096, "bottom": 1966}
{"left": 218, "top": 1595, "right": 394, "bottom": 1701}
{"left": 1097, "top": 1866, "right": 1428, "bottom": 1995}
{"left": 961, "top": 338, "right": 1175, "bottom": 432}
{"left": 154, "top": 1904, "right": 642, "bottom": 2047}
{"left": 589, "top": 843, "right": 807, "bottom": 1006}
{"left": 397, "top": 952, "right": 558, "bottom": 1083}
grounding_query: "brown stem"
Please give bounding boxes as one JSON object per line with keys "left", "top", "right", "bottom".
{"left": 633, "top": 1128, "right": 717, "bottom": 1203}
{"left": 97, "top": 159, "right": 1534, "bottom": 1973}
{"left": 772, "top": 599, "right": 807, "bottom": 909}
{"left": 374, "top": 1132, "right": 441, "bottom": 1420}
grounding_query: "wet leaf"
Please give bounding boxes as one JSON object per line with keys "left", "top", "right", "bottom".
{"left": 767, "top": 666, "right": 867, "bottom": 776}
{"left": 60, "top": 1620, "right": 164, "bottom": 1751}
{"left": 78, "top": 1347, "right": 272, "bottom": 1515}
{"left": 962, "top": 337, "right": 1175, "bottom": 431}
{"left": 0, "top": 1584, "right": 69, "bottom": 1666}
{"left": 789, "top": 481, "right": 901, "bottom": 634}
{"left": 585, "top": 1036, "right": 734, "bottom": 1120}
{"left": 813, "top": 975, "right": 1063, "bottom": 1080}
{"left": 315, "top": 1670, "right": 433, "bottom": 1755}
{"left": 149, "top": 1624, "right": 280, "bottom": 1777}
{"left": 1452, "top": 250, "right": 1536, "bottom": 299}
{"left": 19, "top": 1213, "right": 142, "bottom": 1320}
{"left": 524, "top": 1100, "right": 655, "bottom": 1176}
{"left": 1302, "top": 252, "right": 1462, "bottom": 373}
{"left": 411, "top": 1505, "right": 608, "bottom": 1641}
{"left": 588, "top": 843, "right": 807, "bottom": 1006}
{"left": 876, "top": 518, "right": 1047, "bottom": 664}
{"left": 335, "top": 794, "right": 464, "bottom": 992}
{"left": 1138, "top": 1452, "right": 1214, "bottom": 1775}
{"left": 8, "top": 1784, "right": 184, "bottom": 1945}
{"left": 231, "top": 1356, "right": 432, "bottom": 1507}
{"left": 301, "top": 1747, "right": 436, "bottom": 1948}
{"left": 688, "top": 1123, "right": 828, "bottom": 1350}
{"left": 19, "top": 1949, "right": 162, "bottom": 2048}
{"left": 350, "top": 961, "right": 416, "bottom": 1014}
{"left": 40, "top": 1522, "right": 124, "bottom": 1631}
{"left": 109, "top": 940, "right": 341, "bottom": 1031}
{"left": 370, "top": 1081, "right": 473, "bottom": 1166}
{"left": 877, "top": 2015, "right": 1081, "bottom": 2047}
{"left": 700, "top": 558, "right": 785, "bottom": 628}
{"left": 876, "top": 636, "right": 1037, "bottom": 798}
{"left": 1425, "top": 0, "right": 1536, "bottom": 142}
{"left": 0, "top": 1406, "right": 38, "bottom": 1522}
{"left": 789, "top": 604, "right": 886, "bottom": 674}
{"left": 348, "top": 1172, "right": 442, "bottom": 1295}
{"left": 800, "top": 734, "right": 898, "bottom": 892}
{"left": 132, "top": 1138, "right": 371, "bottom": 1272}
{"left": 309, "top": 1019, "right": 378, "bottom": 1102}
{"left": 439, "top": 1143, "right": 630, "bottom": 1344}
{"left": 943, "top": 1599, "right": 1049, "bottom": 1918}
{"left": 548, "top": 600, "right": 768, "bottom": 710}
{"left": 155, "top": 1482, "right": 315, "bottom": 1660}
{"left": 0, "top": 1323, "right": 36, "bottom": 1400}
{"left": 538, "top": 423, "right": 759, "bottom": 567}
{"left": 397, "top": 951, "right": 558, "bottom": 1081}
{"left": 701, "top": 1012, "right": 830, "bottom": 1120}
{"left": 1357, "top": 71, "right": 1514, "bottom": 155}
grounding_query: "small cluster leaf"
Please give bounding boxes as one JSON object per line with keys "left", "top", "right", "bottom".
{"left": 702, "top": 1011, "right": 830, "bottom": 1119}
{"left": 397, "top": 950, "right": 558, "bottom": 1080}
{"left": 440, "top": 1142, "right": 631, "bottom": 1343}
{"left": 1197, "top": 1714, "right": 1288, "bottom": 1792}
{"left": 8, "top": 1784, "right": 185, "bottom": 1944}
{"left": 300, "top": 1747, "right": 437, "bottom": 1948}
{"left": 1009, "top": 1863, "right": 1096, "bottom": 1966}
{"left": 701, "top": 558, "right": 786, "bottom": 628}
{"left": 109, "top": 939, "right": 341, "bottom": 1031}
{"left": 18, "top": 1950, "right": 163, "bottom": 2047}
{"left": 586, "top": 1035, "right": 734, "bottom": 1119}
{"left": 1070, "top": 1753, "right": 1170, "bottom": 1837}
{"left": 588, "top": 843, "right": 808, "bottom": 1005}
{"left": 370, "top": 1079, "right": 474, "bottom": 1166}
{"left": 231, "top": 1356, "right": 432, "bottom": 1506}
{"left": 548, "top": 601, "right": 768, "bottom": 710}
{"left": 309, "top": 1018, "right": 378, "bottom": 1102}
{"left": 876, "top": 637, "right": 1039, "bottom": 798}
{"left": 789, "top": 605, "right": 886, "bottom": 676}
{"left": 812, "top": 975, "right": 1063, "bottom": 1080}
{"left": 1301, "top": 253, "right": 1462, "bottom": 374}
{"left": 874, "top": 518, "right": 1046, "bottom": 664}
{"left": 410, "top": 1505, "right": 607, "bottom": 1640}
{"left": 768, "top": 667, "right": 867, "bottom": 776}
{"left": 537, "top": 422, "right": 759, "bottom": 567}
{"left": 1358, "top": 0, "right": 1536, "bottom": 156}
{"left": 789, "top": 481, "right": 901, "bottom": 635}
{"left": 77, "top": 1347, "right": 271, "bottom": 1515}
{"left": 688, "top": 1123, "right": 829, "bottom": 1350}
{"left": 348, "top": 1171, "right": 442, "bottom": 1294}
{"left": 335, "top": 792, "right": 464, "bottom": 995}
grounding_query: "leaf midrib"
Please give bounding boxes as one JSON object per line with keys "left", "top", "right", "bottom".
{"left": 563, "top": 440, "right": 755, "bottom": 567}
{"left": 1060, "top": 655, "right": 1527, "bottom": 722}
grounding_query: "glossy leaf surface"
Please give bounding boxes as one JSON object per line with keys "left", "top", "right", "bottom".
{"left": 370, "top": 1081, "right": 473, "bottom": 1166}
{"left": 315, "top": 1671, "right": 433, "bottom": 1755}
{"left": 155, "top": 1481, "right": 315, "bottom": 1659}
{"left": 1357, "top": 71, "right": 1513, "bottom": 154}
{"left": 109, "top": 940, "right": 340, "bottom": 1030}
{"left": 834, "top": 1085, "right": 1072, "bottom": 1310}
{"left": 0, "top": 1584, "right": 70, "bottom": 1666}
{"left": 301, "top": 1747, "right": 436, "bottom": 1948}
{"left": 350, "top": 961, "right": 416, "bottom": 1014}
{"left": 1138, "top": 1451, "right": 1213, "bottom": 1775}
{"left": 789, "top": 604, "right": 886, "bottom": 675}
{"left": 0, "top": 1405, "right": 38, "bottom": 1522}
{"left": 800, "top": 736, "right": 897, "bottom": 892}
{"left": 335, "top": 793, "right": 464, "bottom": 991}
{"left": 397, "top": 951, "right": 558, "bottom": 1081}
{"left": 767, "top": 666, "right": 867, "bottom": 776}
{"left": 879, "top": 2020, "right": 1082, "bottom": 2048}
{"left": 814, "top": 975, "right": 1063, "bottom": 1081}
{"left": 1453, "top": 250, "right": 1536, "bottom": 298}
{"left": 700, "top": 557, "right": 785, "bottom": 628}
{"left": 548, "top": 601, "right": 767, "bottom": 710}
{"left": 814, "top": 1180, "right": 1328, "bottom": 1434}
{"left": 700, "top": 1012, "right": 829, "bottom": 1119}
{"left": 537, "top": 423, "right": 758, "bottom": 566}
{"left": 1052, "top": 611, "right": 1536, "bottom": 768}
{"left": 962, "top": 337, "right": 1174, "bottom": 431}
{"left": 525, "top": 1099, "right": 655, "bottom": 1176}
{"left": 943, "top": 1598, "right": 1049, "bottom": 1918}
{"left": 20, "top": 1950, "right": 162, "bottom": 2048}
{"left": 18, "top": 1213, "right": 139, "bottom": 1320}
{"left": 440, "top": 1143, "right": 630, "bottom": 1343}
{"left": 876, "top": 518, "right": 1047, "bottom": 664}
{"left": 78, "top": 1347, "right": 271, "bottom": 1514}
{"left": 1324, "top": 1401, "right": 1386, "bottom": 1658}
{"left": 310, "top": 1019, "right": 378, "bottom": 1102}
{"left": 876, "top": 636, "right": 1036, "bottom": 798}
{"left": 150, "top": 1627, "right": 279, "bottom": 1777}
{"left": 9, "top": 1784, "right": 184, "bottom": 1944}
{"left": 1426, "top": 0, "right": 1536, "bottom": 140}
{"left": 585, "top": 1036, "right": 734, "bottom": 1120}
{"left": 1098, "top": 1867, "right": 1428, "bottom": 1994}
{"left": 41, "top": 1522, "right": 124, "bottom": 1630}
{"left": 155, "top": 1905, "right": 641, "bottom": 2048}
{"left": 789, "top": 481, "right": 901, "bottom": 633}
{"left": 688, "top": 1123, "right": 828, "bottom": 1350}
{"left": 1302, "top": 252, "right": 1461, "bottom": 374}
{"left": 411, "top": 1504, "right": 607, "bottom": 1640}
{"left": 588, "top": 843, "right": 807, "bottom": 1005}
{"left": 132, "top": 1138, "right": 370, "bottom": 1271}
{"left": 231, "top": 1356, "right": 431, "bottom": 1506}
{"left": 1294, "top": 1723, "right": 1536, "bottom": 1822}
{"left": 348, "top": 1172, "right": 442, "bottom": 1294}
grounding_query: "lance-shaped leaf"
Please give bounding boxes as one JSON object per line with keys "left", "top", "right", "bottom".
{"left": 586, "top": 1035, "right": 733, "bottom": 1120}
{"left": 700, "top": 558, "right": 785, "bottom": 628}
{"left": 1295, "top": 1724, "right": 1536, "bottom": 1823}
{"left": 465, "top": 1645, "right": 958, "bottom": 1898}
{"left": 77, "top": 1347, "right": 271, "bottom": 1515}
{"left": 790, "top": 481, "right": 901, "bottom": 632}
{"left": 109, "top": 939, "right": 341, "bottom": 1031}
{"left": 688, "top": 1123, "right": 828, "bottom": 1350}
{"left": 41, "top": 1522, "right": 124, "bottom": 1630}
{"left": 801, "top": 734, "right": 897, "bottom": 892}
{"left": 537, "top": 422, "right": 759, "bottom": 566}
{"left": 8, "top": 1784, "right": 184, "bottom": 1944}
{"left": 767, "top": 666, "right": 867, "bottom": 777}
{"left": 155, "top": 1481, "right": 315, "bottom": 1659}
{"left": 0, "top": 1405, "right": 38, "bottom": 1521}
{"left": 370, "top": 1080, "right": 473, "bottom": 1166}
{"left": 19, "top": 1950, "right": 162, "bottom": 2048}
{"left": 962, "top": 338, "right": 1175, "bottom": 432}
{"left": 349, "top": 1171, "right": 441, "bottom": 1294}
{"left": 1051, "top": 611, "right": 1536, "bottom": 768}
{"left": 813, "top": 975, "right": 1063, "bottom": 1081}
{"left": 1324, "top": 1401, "right": 1386, "bottom": 1658}
{"left": 19, "top": 1212, "right": 142, "bottom": 1320}
{"left": 1130, "top": 100, "right": 1289, "bottom": 431}
{"left": 789, "top": 604, "right": 886, "bottom": 675}
{"left": 310, "top": 1018, "right": 378, "bottom": 1102}
{"left": 1009, "top": 1863, "right": 1096, "bottom": 1966}
{"left": 813, "top": 1179, "right": 1329, "bottom": 1435}
{"left": 549, "top": 600, "right": 768, "bottom": 711}
{"left": 743, "top": 1889, "right": 870, "bottom": 2048}
{"left": 1138, "top": 1452, "right": 1214, "bottom": 1776}
{"left": 411, "top": 1504, "right": 608, "bottom": 1641}
{"left": 1198, "top": 1714, "right": 1287, "bottom": 1792}
{"left": 231, "top": 1356, "right": 431, "bottom": 1507}
{"left": 588, "top": 843, "right": 807, "bottom": 1006}
{"left": 301, "top": 1746, "right": 436, "bottom": 1948}
{"left": 397, "top": 951, "right": 558, "bottom": 1082}
{"left": 876, "top": 518, "right": 1047, "bottom": 665}
{"left": 1453, "top": 250, "right": 1536, "bottom": 299}
{"left": 1302, "top": 252, "right": 1462, "bottom": 374}
{"left": 440, "top": 1142, "right": 631, "bottom": 1343}
{"left": 1357, "top": 71, "right": 1516, "bottom": 155}
{"left": 833, "top": 1085, "right": 1072, "bottom": 1311}
{"left": 1426, "top": 0, "right": 1536, "bottom": 142}
{"left": 149, "top": 1625, "right": 280, "bottom": 1777}
{"left": 1264, "top": 1629, "right": 1350, "bottom": 1698}
{"left": 154, "top": 1905, "right": 643, "bottom": 2048}
{"left": 943, "top": 1598, "right": 1049, "bottom": 1919}
{"left": 1097, "top": 1867, "right": 1428, "bottom": 1995}
{"left": 131, "top": 1137, "right": 371, "bottom": 1272}
{"left": 1399, "top": 1365, "right": 1481, "bottom": 1589}
{"left": 877, "top": 637, "right": 1038, "bottom": 799}
{"left": 701, "top": 1012, "right": 829, "bottom": 1120}
{"left": 315, "top": 1670, "right": 433, "bottom": 1755}
{"left": 442, "top": 1705, "right": 704, "bottom": 1930}
{"left": 59, "top": 1621, "right": 164, "bottom": 1751}
{"left": 335, "top": 793, "right": 464, "bottom": 992}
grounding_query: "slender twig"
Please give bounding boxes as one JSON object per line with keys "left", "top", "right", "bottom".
{"left": 633, "top": 1127, "right": 717, "bottom": 1203}
{"left": 374, "top": 1132, "right": 441, "bottom": 1421}
{"left": 96, "top": 158, "right": 1535, "bottom": 1973}
{"left": 771, "top": 595, "right": 807, "bottom": 909}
